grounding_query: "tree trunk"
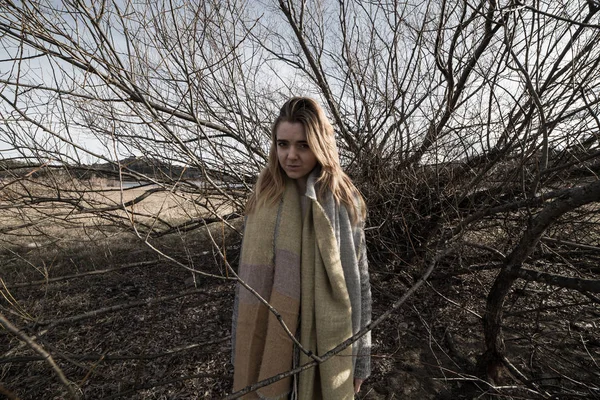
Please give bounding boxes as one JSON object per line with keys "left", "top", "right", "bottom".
{"left": 480, "top": 179, "right": 600, "bottom": 380}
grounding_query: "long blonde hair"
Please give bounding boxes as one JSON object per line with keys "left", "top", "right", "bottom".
{"left": 246, "top": 97, "right": 366, "bottom": 224}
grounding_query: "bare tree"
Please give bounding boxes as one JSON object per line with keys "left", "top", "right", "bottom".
{"left": 1, "top": 0, "right": 600, "bottom": 398}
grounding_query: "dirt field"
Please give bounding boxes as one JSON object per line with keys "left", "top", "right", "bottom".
{"left": 0, "top": 227, "right": 458, "bottom": 399}
{"left": 1, "top": 181, "right": 599, "bottom": 399}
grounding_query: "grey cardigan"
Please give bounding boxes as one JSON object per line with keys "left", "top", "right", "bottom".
{"left": 304, "top": 170, "right": 372, "bottom": 379}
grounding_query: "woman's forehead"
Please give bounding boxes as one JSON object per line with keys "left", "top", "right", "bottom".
{"left": 276, "top": 121, "right": 306, "bottom": 141}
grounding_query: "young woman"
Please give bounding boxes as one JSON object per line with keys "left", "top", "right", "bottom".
{"left": 232, "top": 97, "right": 372, "bottom": 399}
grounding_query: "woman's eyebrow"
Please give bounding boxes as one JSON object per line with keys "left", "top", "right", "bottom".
{"left": 276, "top": 139, "right": 308, "bottom": 144}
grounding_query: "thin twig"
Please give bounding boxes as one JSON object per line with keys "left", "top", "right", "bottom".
{"left": 223, "top": 247, "right": 451, "bottom": 399}
{"left": 201, "top": 215, "right": 323, "bottom": 363}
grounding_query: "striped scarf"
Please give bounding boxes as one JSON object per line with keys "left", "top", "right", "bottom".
{"left": 233, "top": 178, "right": 355, "bottom": 399}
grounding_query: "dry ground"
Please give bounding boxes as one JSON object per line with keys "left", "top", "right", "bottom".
{"left": 1, "top": 182, "right": 599, "bottom": 399}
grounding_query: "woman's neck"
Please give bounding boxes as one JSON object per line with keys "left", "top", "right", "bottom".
{"left": 295, "top": 177, "right": 308, "bottom": 195}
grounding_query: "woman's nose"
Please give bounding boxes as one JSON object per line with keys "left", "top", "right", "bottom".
{"left": 288, "top": 148, "right": 298, "bottom": 159}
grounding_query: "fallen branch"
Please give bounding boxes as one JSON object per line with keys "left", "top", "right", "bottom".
{"left": 0, "top": 312, "right": 79, "bottom": 399}
{"left": 516, "top": 268, "right": 600, "bottom": 293}
{"left": 541, "top": 237, "right": 600, "bottom": 253}
{"left": 30, "top": 286, "right": 224, "bottom": 329}
{"left": 0, "top": 336, "right": 230, "bottom": 364}
{"left": 5, "top": 260, "right": 160, "bottom": 289}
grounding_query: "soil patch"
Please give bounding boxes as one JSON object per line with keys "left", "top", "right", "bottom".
{"left": 1, "top": 225, "right": 599, "bottom": 399}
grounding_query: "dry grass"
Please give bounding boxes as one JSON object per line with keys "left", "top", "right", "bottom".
{"left": 0, "top": 178, "right": 238, "bottom": 249}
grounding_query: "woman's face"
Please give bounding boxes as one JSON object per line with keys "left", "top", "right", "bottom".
{"left": 276, "top": 121, "right": 318, "bottom": 183}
